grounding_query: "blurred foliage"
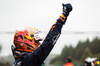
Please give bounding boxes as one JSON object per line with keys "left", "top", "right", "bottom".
{"left": 50, "top": 37, "right": 100, "bottom": 65}
{"left": 0, "top": 43, "right": 2, "bottom": 53}
{"left": 0, "top": 62, "right": 11, "bottom": 66}
{"left": 0, "top": 43, "right": 13, "bottom": 66}
{"left": 0, "top": 55, "right": 14, "bottom": 66}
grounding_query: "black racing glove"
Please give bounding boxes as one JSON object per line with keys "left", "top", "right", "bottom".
{"left": 62, "top": 3, "right": 73, "bottom": 17}
{"left": 57, "top": 3, "right": 73, "bottom": 24}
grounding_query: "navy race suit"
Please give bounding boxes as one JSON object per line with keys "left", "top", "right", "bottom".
{"left": 13, "top": 3, "right": 73, "bottom": 66}
{"left": 13, "top": 14, "right": 68, "bottom": 66}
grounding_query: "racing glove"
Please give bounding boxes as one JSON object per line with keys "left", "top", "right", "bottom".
{"left": 58, "top": 3, "right": 73, "bottom": 24}
{"left": 62, "top": 3, "right": 73, "bottom": 17}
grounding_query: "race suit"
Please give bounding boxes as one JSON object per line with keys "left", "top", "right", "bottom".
{"left": 13, "top": 14, "right": 67, "bottom": 66}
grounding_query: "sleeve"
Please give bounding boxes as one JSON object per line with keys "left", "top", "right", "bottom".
{"left": 25, "top": 14, "right": 67, "bottom": 66}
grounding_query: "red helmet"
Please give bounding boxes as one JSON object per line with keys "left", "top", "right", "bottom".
{"left": 13, "top": 27, "right": 43, "bottom": 53}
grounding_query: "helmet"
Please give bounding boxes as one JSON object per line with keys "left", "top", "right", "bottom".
{"left": 13, "top": 27, "right": 43, "bottom": 53}
{"left": 84, "top": 57, "right": 98, "bottom": 66}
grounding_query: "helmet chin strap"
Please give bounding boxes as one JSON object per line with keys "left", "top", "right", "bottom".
{"left": 11, "top": 44, "right": 28, "bottom": 60}
{"left": 11, "top": 41, "right": 39, "bottom": 60}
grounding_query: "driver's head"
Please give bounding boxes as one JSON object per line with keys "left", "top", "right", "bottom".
{"left": 13, "top": 27, "right": 43, "bottom": 53}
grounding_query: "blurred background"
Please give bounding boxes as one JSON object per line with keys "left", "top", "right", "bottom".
{"left": 0, "top": 0, "right": 100, "bottom": 66}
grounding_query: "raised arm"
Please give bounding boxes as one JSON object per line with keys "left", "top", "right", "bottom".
{"left": 23, "top": 3, "right": 73, "bottom": 66}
